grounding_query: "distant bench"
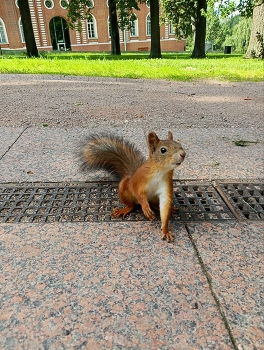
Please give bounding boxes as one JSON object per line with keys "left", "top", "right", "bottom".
{"left": 138, "top": 47, "right": 149, "bottom": 51}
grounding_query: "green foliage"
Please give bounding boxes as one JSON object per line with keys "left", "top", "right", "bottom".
{"left": 116, "top": 0, "right": 140, "bottom": 30}
{"left": 162, "top": 0, "right": 262, "bottom": 43}
{"left": 236, "top": 0, "right": 262, "bottom": 17}
{"left": 224, "top": 17, "right": 252, "bottom": 52}
{"left": 214, "top": 0, "right": 264, "bottom": 18}
{"left": 206, "top": 9, "right": 223, "bottom": 48}
{"left": 66, "top": 0, "right": 140, "bottom": 32}
{"left": 161, "top": 0, "right": 197, "bottom": 38}
{"left": 213, "top": 0, "right": 237, "bottom": 17}
{"left": 205, "top": 4, "right": 253, "bottom": 53}
{"left": 66, "top": 0, "right": 93, "bottom": 31}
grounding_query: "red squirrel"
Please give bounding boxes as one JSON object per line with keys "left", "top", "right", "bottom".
{"left": 81, "top": 131, "right": 186, "bottom": 242}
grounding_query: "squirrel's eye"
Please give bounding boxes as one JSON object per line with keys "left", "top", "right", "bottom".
{"left": 160, "top": 147, "right": 167, "bottom": 154}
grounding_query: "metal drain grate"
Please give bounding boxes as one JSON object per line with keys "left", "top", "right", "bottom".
{"left": 0, "top": 182, "right": 117, "bottom": 223}
{"left": 216, "top": 182, "right": 264, "bottom": 220}
{"left": 0, "top": 181, "right": 236, "bottom": 223}
{"left": 0, "top": 182, "right": 148, "bottom": 223}
{"left": 173, "top": 183, "right": 234, "bottom": 221}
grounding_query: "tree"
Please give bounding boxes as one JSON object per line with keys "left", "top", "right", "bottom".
{"left": 67, "top": 0, "right": 141, "bottom": 55}
{"left": 17, "top": 0, "right": 38, "bottom": 57}
{"left": 191, "top": 0, "right": 207, "bottom": 57}
{"left": 162, "top": 0, "right": 195, "bottom": 39}
{"left": 215, "top": 0, "right": 264, "bottom": 58}
{"left": 245, "top": 1, "right": 264, "bottom": 58}
{"left": 223, "top": 16, "right": 252, "bottom": 52}
{"left": 109, "top": 0, "right": 121, "bottom": 55}
{"left": 67, "top": 0, "right": 121, "bottom": 54}
{"left": 118, "top": 0, "right": 161, "bottom": 58}
{"left": 205, "top": 4, "right": 228, "bottom": 50}
{"left": 66, "top": 0, "right": 93, "bottom": 31}
{"left": 67, "top": 0, "right": 162, "bottom": 58}
{"left": 66, "top": 0, "right": 136, "bottom": 56}
{"left": 162, "top": 0, "right": 207, "bottom": 58}
{"left": 149, "top": 0, "right": 162, "bottom": 58}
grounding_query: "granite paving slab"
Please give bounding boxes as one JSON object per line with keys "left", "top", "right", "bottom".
{"left": 0, "top": 127, "right": 263, "bottom": 183}
{"left": 186, "top": 221, "right": 264, "bottom": 350}
{"left": 0, "top": 127, "right": 146, "bottom": 183}
{"left": 0, "top": 127, "right": 25, "bottom": 159}
{"left": 0, "top": 222, "right": 233, "bottom": 349}
{"left": 175, "top": 128, "right": 264, "bottom": 181}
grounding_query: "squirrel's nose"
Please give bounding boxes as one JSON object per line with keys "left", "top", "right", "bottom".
{"left": 180, "top": 152, "right": 186, "bottom": 159}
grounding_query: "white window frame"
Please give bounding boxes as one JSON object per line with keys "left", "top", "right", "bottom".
{"left": 44, "top": 0, "right": 54, "bottom": 10}
{"left": 107, "top": 16, "right": 111, "bottom": 38}
{"left": 146, "top": 14, "right": 151, "bottom": 36}
{"left": 87, "top": 15, "right": 97, "bottom": 39}
{"left": 60, "top": 0, "right": 68, "bottom": 9}
{"left": 86, "top": 0, "right": 94, "bottom": 9}
{"left": 0, "top": 18, "right": 8, "bottom": 44}
{"left": 130, "top": 14, "right": 138, "bottom": 37}
{"left": 169, "top": 21, "right": 175, "bottom": 35}
{"left": 19, "top": 18, "right": 25, "bottom": 43}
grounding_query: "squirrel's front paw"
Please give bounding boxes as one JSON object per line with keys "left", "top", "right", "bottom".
{"left": 162, "top": 231, "right": 174, "bottom": 243}
{"left": 142, "top": 205, "right": 155, "bottom": 221}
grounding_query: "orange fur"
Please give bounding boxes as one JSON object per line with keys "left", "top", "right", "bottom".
{"left": 81, "top": 131, "right": 186, "bottom": 242}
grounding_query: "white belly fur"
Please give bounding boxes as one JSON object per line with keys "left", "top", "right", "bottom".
{"left": 146, "top": 173, "right": 168, "bottom": 205}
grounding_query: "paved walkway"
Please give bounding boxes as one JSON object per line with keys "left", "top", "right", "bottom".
{"left": 0, "top": 76, "right": 264, "bottom": 349}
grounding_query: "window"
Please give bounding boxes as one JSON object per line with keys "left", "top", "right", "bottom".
{"left": 107, "top": 17, "right": 111, "bottom": 38}
{"left": 60, "top": 0, "right": 68, "bottom": 9}
{"left": 130, "top": 14, "right": 138, "bottom": 37}
{"left": 87, "top": 15, "right": 97, "bottom": 39}
{"left": 86, "top": 0, "right": 94, "bottom": 8}
{"left": 0, "top": 19, "right": 8, "bottom": 43}
{"left": 146, "top": 14, "right": 151, "bottom": 36}
{"left": 169, "top": 21, "right": 175, "bottom": 35}
{"left": 44, "top": 0, "right": 54, "bottom": 9}
{"left": 146, "top": 0, "right": 150, "bottom": 8}
{"left": 19, "top": 18, "right": 25, "bottom": 43}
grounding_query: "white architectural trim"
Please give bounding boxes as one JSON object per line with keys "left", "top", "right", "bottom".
{"left": 28, "top": 0, "right": 40, "bottom": 46}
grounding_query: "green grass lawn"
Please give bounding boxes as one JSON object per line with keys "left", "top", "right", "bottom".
{"left": 0, "top": 52, "right": 263, "bottom": 81}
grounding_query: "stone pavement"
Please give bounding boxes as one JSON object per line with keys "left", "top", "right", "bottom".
{"left": 0, "top": 73, "right": 264, "bottom": 350}
{"left": 0, "top": 125, "right": 263, "bottom": 350}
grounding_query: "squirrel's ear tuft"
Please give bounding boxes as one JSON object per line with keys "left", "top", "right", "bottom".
{"left": 168, "top": 131, "right": 173, "bottom": 140}
{"left": 148, "top": 132, "right": 160, "bottom": 153}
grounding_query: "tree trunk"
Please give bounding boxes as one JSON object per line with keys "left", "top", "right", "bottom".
{"left": 191, "top": 0, "right": 207, "bottom": 58}
{"left": 17, "top": 0, "right": 38, "bottom": 57}
{"left": 246, "top": 2, "right": 264, "bottom": 58}
{"left": 108, "top": 0, "right": 121, "bottom": 55}
{"left": 149, "top": 0, "right": 161, "bottom": 58}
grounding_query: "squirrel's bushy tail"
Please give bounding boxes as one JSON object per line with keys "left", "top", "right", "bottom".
{"left": 80, "top": 133, "right": 145, "bottom": 180}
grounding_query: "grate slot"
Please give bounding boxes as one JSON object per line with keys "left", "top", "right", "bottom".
{"left": 217, "top": 182, "right": 264, "bottom": 220}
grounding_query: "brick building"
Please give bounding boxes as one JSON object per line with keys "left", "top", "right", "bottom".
{"left": 0, "top": 0, "right": 186, "bottom": 53}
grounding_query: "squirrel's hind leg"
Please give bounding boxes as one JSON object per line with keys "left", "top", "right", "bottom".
{"left": 112, "top": 206, "right": 135, "bottom": 218}
{"left": 112, "top": 176, "right": 136, "bottom": 218}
